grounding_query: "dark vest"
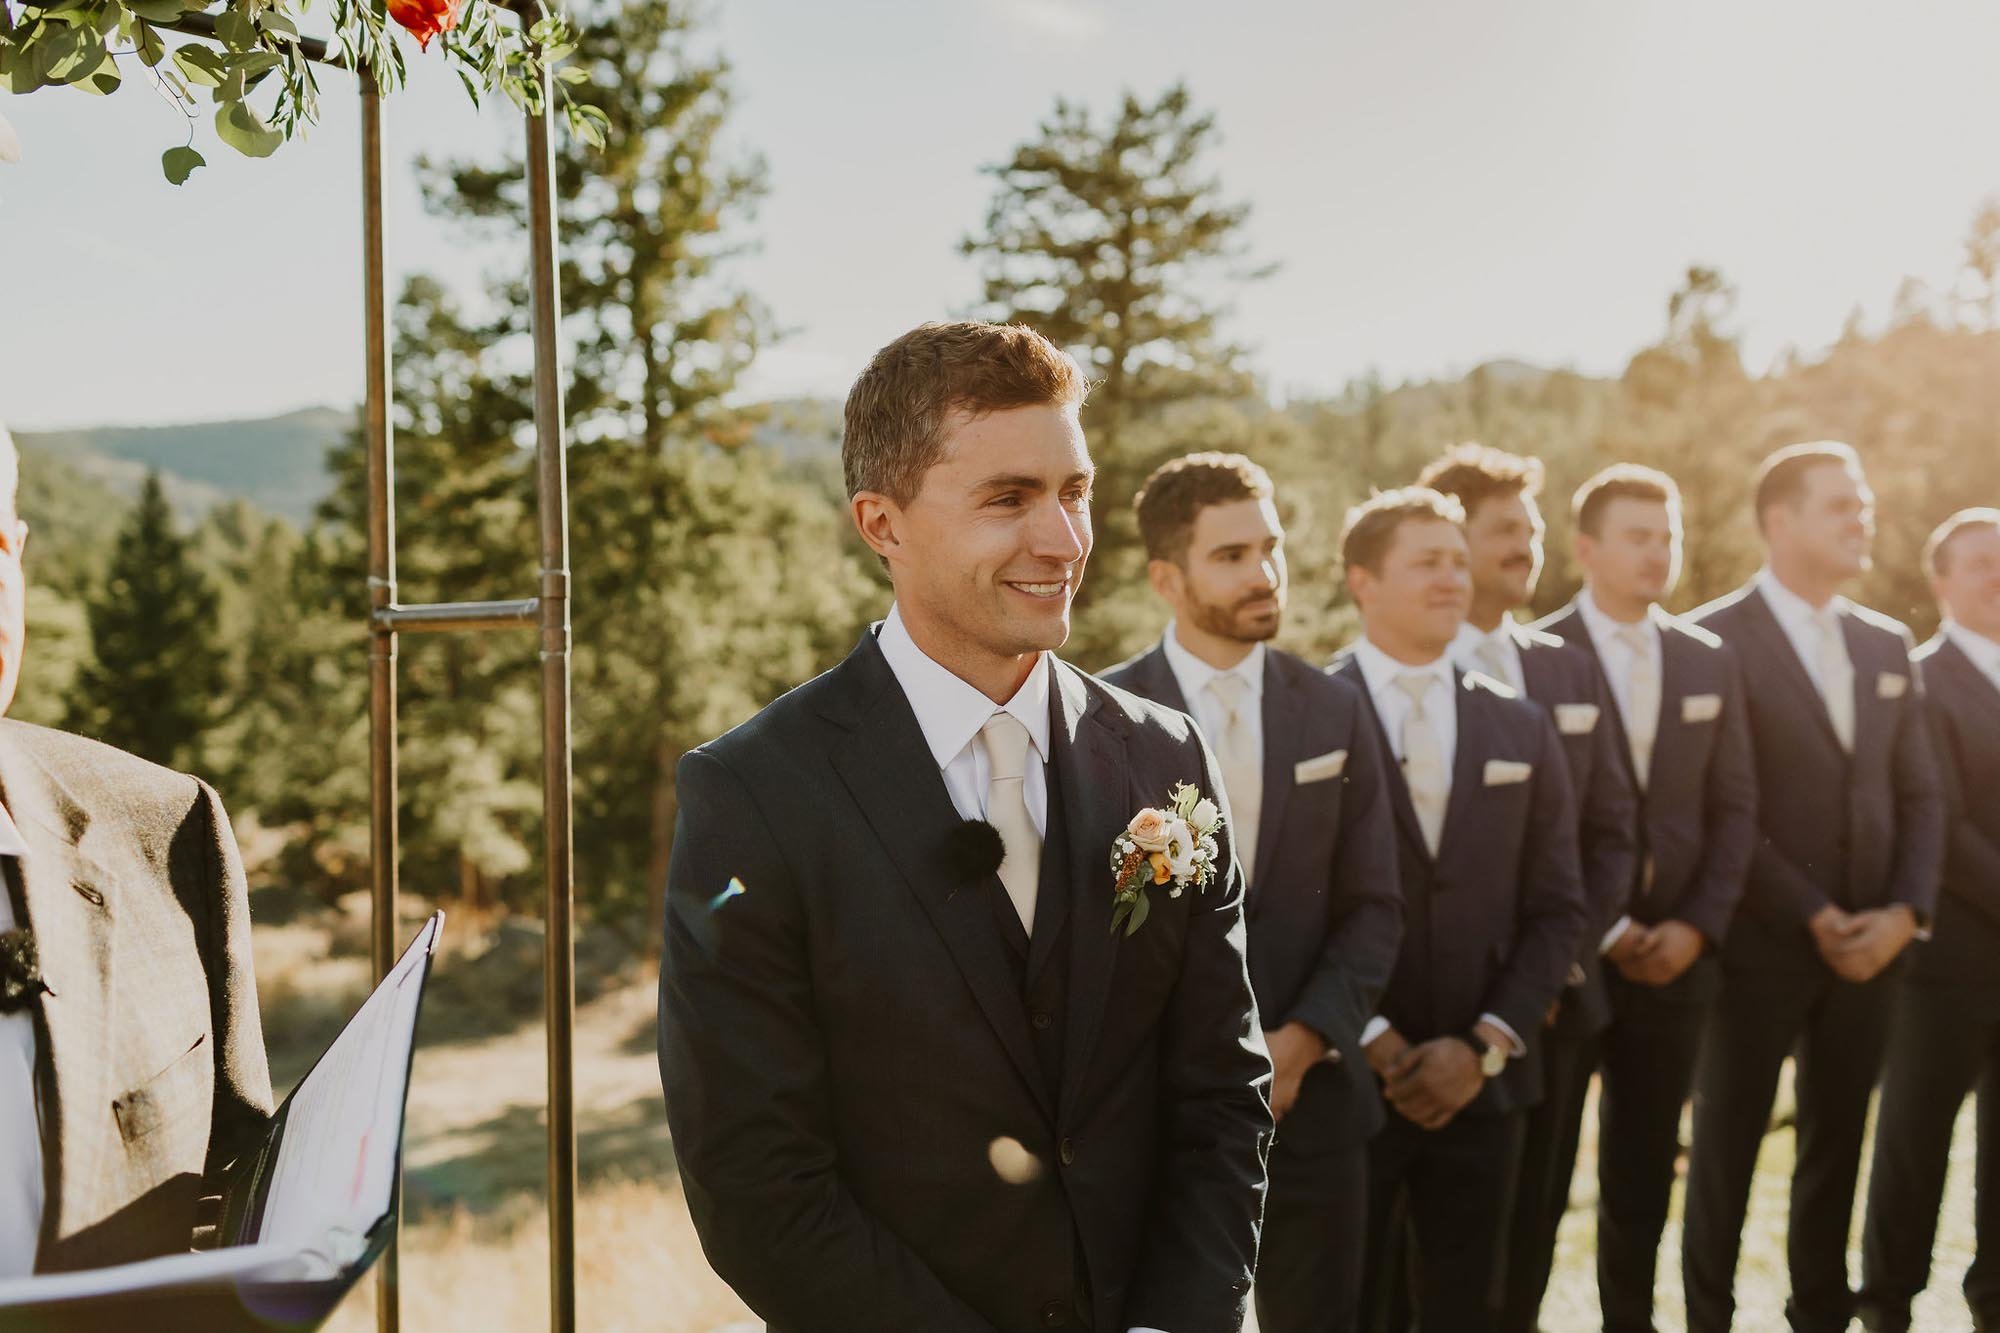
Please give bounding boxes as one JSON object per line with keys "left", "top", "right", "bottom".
{"left": 989, "top": 752, "right": 1073, "bottom": 1113}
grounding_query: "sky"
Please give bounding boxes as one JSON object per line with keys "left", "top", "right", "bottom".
{"left": 3, "top": 0, "right": 1999, "bottom": 430}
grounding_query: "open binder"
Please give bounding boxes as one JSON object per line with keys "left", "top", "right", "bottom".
{"left": 0, "top": 911, "right": 444, "bottom": 1331}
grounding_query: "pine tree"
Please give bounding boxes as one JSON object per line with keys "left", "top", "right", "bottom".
{"left": 66, "top": 472, "right": 224, "bottom": 769}
{"left": 961, "top": 83, "right": 1270, "bottom": 664}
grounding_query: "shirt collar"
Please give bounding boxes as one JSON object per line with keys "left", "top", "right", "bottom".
{"left": 1756, "top": 565, "right": 1845, "bottom": 633}
{"left": 1944, "top": 619, "right": 2000, "bottom": 678}
{"left": 1578, "top": 586, "right": 1660, "bottom": 651}
{"left": 876, "top": 604, "right": 1052, "bottom": 771}
{"left": 0, "top": 801, "right": 27, "bottom": 862}
{"left": 1352, "top": 635, "right": 1455, "bottom": 705}
{"left": 1161, "top": 621, "right": 1265, "bottom": 704}
{"left": 1452, "top": 616, "right": 1519, "bottom": 661}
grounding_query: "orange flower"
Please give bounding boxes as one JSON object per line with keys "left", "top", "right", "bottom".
{"left": 1147, "top": 852, "right": 1171, "bottom": 886}
{"left": 387, "top": 0, "right": 464, "bottom": 51}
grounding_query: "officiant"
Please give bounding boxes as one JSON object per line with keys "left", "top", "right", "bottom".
{"left": 0, "top": 419, "right": 274, "bottom": 1277}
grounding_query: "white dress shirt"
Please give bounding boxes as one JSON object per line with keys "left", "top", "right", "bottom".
{"left": 1575, "top": 588, "right": 1664, "bottom": 742}
{"left": 1348, "top": 639, "right": 1523, "bottom": 1058}
{"left": 1575, "top": 589, "right": 1664, "bottom": 954}
{"left": 1755, "top": 567, "right": 1848, "bottom": 694}
{"left": 1160, "top": 622, "right": 1266, "bottom": 767}
{"left": 876, "top": 605, "right": 1051, "bottom": 835}
{"left": 0, "top": 799, "right": 41, "bottom": 1279}
{"left": 1451, "top": 618, "right": 1525, "bottom": 695}
{"left": 1945, "top": 619, "right": 2000, "bottom": 696}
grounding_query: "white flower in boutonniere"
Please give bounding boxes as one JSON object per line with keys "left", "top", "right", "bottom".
{"left": 1108, "top": 781, "right": 1226, "bottom": 936}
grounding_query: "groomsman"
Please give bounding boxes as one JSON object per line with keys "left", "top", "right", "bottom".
{"left": 1330, "top": 487, "right": 1588, "bottom": 1332}
{"left": 1685, "top": 441, "right": 1944, "bottom": 1333}
{"left": 1104, "top": 453, "right": 1404, "bottom": 1333}
{"left": 1417, "top": 445, "right": 1641, "bottom": 1333}
{"left": 1859, "top": 507, "right": 2000, "bottom": 1333}
{"left": 1539, "top": 464, "right": 1758, "bottom": 1333}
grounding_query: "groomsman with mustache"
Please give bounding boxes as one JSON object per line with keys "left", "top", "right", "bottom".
{"left": 1859, "top": 507, "right": 2000, "bottom": 1333}
{"left": 1329, "top": 487, "right": 1587, "bottom": 1332}
{"left": 1104, "top": 453, "right": 1403, "bottom": 1333}
{"left": 1538, "top": 464, "right": 1758, "bottom": 1333}
{"left": 1684, "top": 441, "right": 1944, "bottom": 1333}
{"left": 1415, "top": 445, "right": 1641, "bottom": 1333}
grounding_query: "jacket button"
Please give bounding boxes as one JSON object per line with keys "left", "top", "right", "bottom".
{"left": 1040, "top": 1300, "right": 1070, "bottom": 1327}
{"left": 1031, "top": 1008, "right": 1053, "bottom": 1030}
{"left": 1059, "top": 1137, "right": 1076, "bottom": 1166}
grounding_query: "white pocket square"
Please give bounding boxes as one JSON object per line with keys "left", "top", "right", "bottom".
{"left": 1681, "top": 693, "right": 1722, "bottom": 723}
{"left": 1555, "top": 703, "right": 1600, "bottom": 736}
{"left": 1483, "top": 759, "right": 1532, "bottom": 786}
{"left": 1294, "top": 749, "right": 1348, "bottom": 784}
{"left": 1877, "top": 672, "right": 1908, "bottom": 699}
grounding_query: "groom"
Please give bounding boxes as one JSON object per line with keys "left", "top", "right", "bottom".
{"left": 658, "top": 321, "right": 1273, "bottom": 1333}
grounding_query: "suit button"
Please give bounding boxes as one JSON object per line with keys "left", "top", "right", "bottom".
{"left": 1040, "top": 1300, "right": 1070, "bottom": 1327}
{"left": 1031, "top": 1007, "right": 1053, "bottom": 1030}
{"left": 1059, "top": 1137, "right": 1076, "bottom": 1166}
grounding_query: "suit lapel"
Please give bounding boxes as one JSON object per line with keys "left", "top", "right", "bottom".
{"left": 824, "top": 636, "right": 1056, "bottom": 1117}
{"left": 1841, "top": 609, "right": 1889, "bottom": 763}
{"left": 0, "top": 726, "right": 111, "bottom": 1249}
{"left": 1547, "top": 599, "right": 1643, "bottom": 793}
{"left": 1132, "top": 642, "right": 1193, "bottom": 717}
{"left": 1252, "top": 654, "right": 1301, "bottom": 890}
{"left": 1739, "top": 587, "right": 1848, "bottom": 756}
{"left": 1648, "top": 614, "right": 1699, "bottom": 790}
{"left": 1054, "top": 662, "right": 1134, "bottom": 1121}
{"left": 1435, "top": 670, "right": 1488, "bottom": 859}
{"left": 1333, "top": 655, "right": 1432, "bottom": 863}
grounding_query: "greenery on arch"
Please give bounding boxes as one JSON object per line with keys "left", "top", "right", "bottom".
{"left": 0, "top": 0, "right": 608, "bottom": 183}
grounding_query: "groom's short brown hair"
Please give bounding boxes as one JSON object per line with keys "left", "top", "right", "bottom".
{"left": 843, "top": 322, "right": 1088, "bottom": 505}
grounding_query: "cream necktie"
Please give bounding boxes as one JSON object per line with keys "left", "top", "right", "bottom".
{"left": 1619, "top": 624, "right": 1659, "bottom": 788}
{"left": 1206, "top": 673, "right": 1262, "bottom": 888}
{"left": 981, "top": 713, "right": 1040, "bottom": 935}
{"left": 1813, "top": 608, "right": 1856, "bottom": 753}
{"left": 1395, "top": 671, "right": 1448, "bottom": 855}
{"left": 1474, "top": 636, "right": 1512, "bottom": 690}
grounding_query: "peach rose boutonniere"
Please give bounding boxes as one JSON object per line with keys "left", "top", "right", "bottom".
{"left": 1108, "top": 782, "right": 1224, "bottom": 936}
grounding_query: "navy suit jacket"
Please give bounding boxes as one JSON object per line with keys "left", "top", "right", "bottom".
{"left": 1505, "top": 624, "right": 1640, "bottom": 1033}
{"left": 659, "top": 631, "right": 1273, "bottom": 1333}
{"left": 1692, "top": 584, "right": 1945, "bottom": 972}
{"left": 1907, "top": 634, "right": 2000, "bottom": 995}
{"left": 1329, "top": 652, "right": 1588, "bottom": 1116}
{"left": 1103, "top": 641, "right": 1404, "bottom": 1151}
{"left": 1539, "top": 600, "right": 1759, "bottom": 962}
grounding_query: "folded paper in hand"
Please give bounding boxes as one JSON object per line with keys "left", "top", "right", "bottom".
{"left": 0, "top": 912, "right": 443, "bottom": 1318}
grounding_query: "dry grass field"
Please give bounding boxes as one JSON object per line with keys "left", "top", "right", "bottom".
{"left": 254, "top": 897, "right": 1977, "bottom": 1333}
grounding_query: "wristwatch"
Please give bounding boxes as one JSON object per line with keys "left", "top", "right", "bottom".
{"left": 1463, "top": 1030, "right": 1508, "bottom": 1079}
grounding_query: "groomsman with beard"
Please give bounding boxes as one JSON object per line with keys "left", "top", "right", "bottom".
{"left": 1538, "top": 464, "right": 1758, "bottom": 1333}
{"left": 1859, "top": 507, "right": 2000, "bottom": 1333}
{"left": 658, "top": 322, "right": 1272, "bottom": 1333}
{"left": 1684, "top": 441, "right": 1944, "bottom": 1333}
{"left": 1414, "top": 445, "right": 1641, "bottom": 1333}
{"left": 1328, "top": 487, "right": 1587, "bottom": 1332}
{"left": 1103, "top": 452, "right": 1403, "bottom": 1333}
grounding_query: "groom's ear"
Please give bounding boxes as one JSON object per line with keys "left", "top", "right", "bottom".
{"left": 851, "top": 490, "right": 906, "bottom": 565}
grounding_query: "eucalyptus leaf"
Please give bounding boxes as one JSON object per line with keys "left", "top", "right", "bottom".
{"left": 122, "top": 0, "right": 186, "bottom": 21}
{"left": 214, "top": 99, "right": 281, "bottom": 157}
{"left": 172, "top": 43, "right": 225, "bottom": 86}
{"left": 79, "top": 49, "right": 120, "bottom": 94}
{"left": 213, "top": 7, "right": 253, "bottom": 47}
{"left": 134, "top": 19, "right": 166, "bottom": 65}
{"left": 233, "top": 50, "right": 282, "bottom": 77}
{"left": 161, "top": 144, "right": 204, "bottom": 184}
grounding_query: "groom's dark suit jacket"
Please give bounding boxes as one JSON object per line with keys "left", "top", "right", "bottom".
{"left": 1101, "top": 642, "right": 1402, "bottom": 1153}
{"left": 5, "top": 719, "right": 274, "bottom": 1273}
{"left": 1328, "top": 654, "right": 1587, "bottom": 1116}
{"left": 659, "top": 630, "right": 1273, "bottom": 1333}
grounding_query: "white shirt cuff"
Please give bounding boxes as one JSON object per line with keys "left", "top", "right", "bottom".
{"left": 1600, "top": 915, "right": 1632, "bottom": 955}
{"left": 1479, "top": 1013, "right": 1526, "bottom": 1058}
{"left": 1359, "top": 1015, "right": 1390, "bottom": 1048}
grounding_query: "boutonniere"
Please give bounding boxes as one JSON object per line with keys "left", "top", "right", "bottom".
{"left": 1108, "top": 782, "right": 1224, "bottom": 936}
